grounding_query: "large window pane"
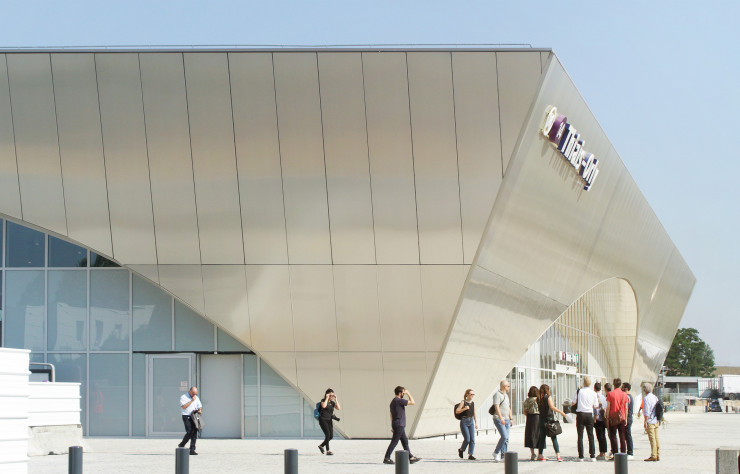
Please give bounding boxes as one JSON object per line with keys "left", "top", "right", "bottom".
{"left": 133, "top": 275, "right": 172, "bottom": 351}
{"left": 91, "top": 270, "right": 129, "bottom": 351}
{"left": 260, "top": 360, "right": 300, "bottom": 437}
{"left": 6, "top": 221, "right": 44, "bottom": 267}
{"left": 89, "top": 354, "right": 129, "bottom": 436}
{"left": 90, "top": 252, "right": 119, "bottom": 268}
{"left": 4, "top": 270, "right": 45, "bottom": 350}
{"left": 47, "top": 270, "right": 87, "bottom": 351}
{"left": 303, "top": 398, "right": 323, "bottom": 438}
{"left": 244, "top": 354, "right": 258, "bottom": 437}
{"left": 48, "top": 236, "right": 87, "bottom": 267}
{"left": 132, "top": 353, "right": 146, "bottom": 436}
{"left": 174, "top": 302, "right": 214, "bottom": 352}
{"left": 48, "top": 353, "right": 87, "bottom": 432}
{"left": 1, "top": 218, "right": 4, "bottom": 266}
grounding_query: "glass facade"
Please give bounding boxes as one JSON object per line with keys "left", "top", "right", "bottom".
{"left": 0, "top": 218, "right": 327, "bottom": 438}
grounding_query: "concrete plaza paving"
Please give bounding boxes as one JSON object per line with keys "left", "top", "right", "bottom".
{"left": 30, "top": 412, "right": 740, "bottom": 473}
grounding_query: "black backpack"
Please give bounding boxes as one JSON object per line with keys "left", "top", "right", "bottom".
{"left": 454, "top": 402, "right": 464, "bottom": 420}
{"left": 654, "top": 398, "right": 664, "bottom": 422}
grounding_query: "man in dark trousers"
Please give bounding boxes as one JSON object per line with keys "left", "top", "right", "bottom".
{"left": 622, "top": 382, "right": 635, "bottom": 459}
{"left": 382, "top": 386, "right": 421, "bottom": 465}
{"left": 178, "top": 386, "right": 202, "bottom": 455}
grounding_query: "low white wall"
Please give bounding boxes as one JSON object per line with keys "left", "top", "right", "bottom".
{"left": 0, "top": 348, "right": 30, "bottom": 474}
{"left": 28, "top": 382, "right": 81, "bottom": 426}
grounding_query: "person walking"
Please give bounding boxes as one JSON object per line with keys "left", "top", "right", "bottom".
{"left": 536, "top": 384, "right": 567, "bottom": 462}
{"left": 383, "top": 386, "right": 421, "bottom": 465}
{"left": 593, "top": 382, "right": 608, "bottom": 459}
{"left": 642, "top": 382, "right": 660, "bottom": 462}
{"left": 523, "top": 386, "right": 540, "bottom": 461}
{"left": 178, "top": 386, "right": 202, "bottom": 455}
{"left": 318, "top": 388, "right": 341, "bottom": 455}
{"left": 491, "top": 380, "right": 513, "bottom": 462}
{"left": 572, "top": 376, "right": 599, "bottom": 462}
{"left": 455, "top": 389, "right": 478, "bottom": 460}
{"left": 622, "top": 382, "right": 635, "bottom": 459}
{"left": 606, "top": 378, "right": 629, "bottom": 459}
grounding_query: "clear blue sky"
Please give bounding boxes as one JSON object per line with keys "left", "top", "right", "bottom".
{"left": 2, "top": 1, "right": 738, "bottom": 365}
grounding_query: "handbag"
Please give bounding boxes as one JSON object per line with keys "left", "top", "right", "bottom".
{"left": 543, "top": 416, "right": 562, "bottom": 437}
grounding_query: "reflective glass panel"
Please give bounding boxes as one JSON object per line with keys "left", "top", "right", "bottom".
{"left": 90, "top": 270, "right": 129, "bottom": 351}
{"left": 132, "top": 353, "right": 146, "bottom": 436}
{"left": 4, "top": 270, "right": 45, "bottom": 350}
{"left": 47, "top": 270, "right": 87, "bottom": 351}
{"left": 90, "top": 252, "right": 119, "bottom": 267}
{"left": 243, "top": 354, "right": 258, "bottom": 437}
{"left": 48, "top": 352, "right": 87, "bottom": 431}
{"left": 174, "top": 301, "right": 214, "bottom": 352}
{"left": 303, "top": 398, "right": 323, "bottom": 438}
{"left": 48, "top": 236, "right": 87, "bottom": 267}
{"left": 132, "top": 275, "right": 172, "bottom": 351}
{"left": 260, "top": 359, "right": 300, "bottom": 437}
{"left": 1, "top": 218, "right": 3, "bottom": 266}
{"left": 151, "top": 356, "right": 190, "bottom": 433}
{"left": 217, "top": 328, "right": 249, "bottom": 352}
{"left": 89, "top": 354, "right": 129, "bottom": 435}
{"left": 6, "top": 221, "right": 44, "bottom": 267}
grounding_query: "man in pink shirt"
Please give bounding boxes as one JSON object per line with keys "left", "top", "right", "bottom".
{"left": 605, "top": 378, "right": 629, "bottom": 459}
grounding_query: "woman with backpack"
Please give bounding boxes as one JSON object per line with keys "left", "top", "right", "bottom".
{"left": 317, "top": 388, "right": 340, "bottom": 455}
{"left": 455, "top": 389, "right": 478, "bottom": 460}
{"left": 536, "top": 384, "right": 567, "bottom": 461}
{"left": 523, "top": 386, "right": 540, "bottom": 460}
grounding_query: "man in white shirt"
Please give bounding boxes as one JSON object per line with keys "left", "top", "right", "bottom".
{"left": 641, "top": 382, "right": 660, "bottom": 462}
{"left": 178, "top": 386, "right": 202, "bottom": 455}
{"left": 571, "top": 376, "right": 599, "bottom": 462}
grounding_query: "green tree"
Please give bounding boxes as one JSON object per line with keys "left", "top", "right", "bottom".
{"left": 664, "top": 328, "right": 715, "bottom": 377}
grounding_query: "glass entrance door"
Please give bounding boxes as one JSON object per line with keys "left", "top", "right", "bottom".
{"left": 147, "top": 354, "right": 195, "bottom": 436}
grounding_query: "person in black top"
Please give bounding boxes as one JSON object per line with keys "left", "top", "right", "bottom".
{"left": 622, "top": 382, "right": 634, "bottom": 458}
{"left": 318, "top": 388, "right": 341, "bottom": 455}
{"left": 455, "top": 388, "right": 478, "bottom": 460}
{"left": 383, "top": 386, "right": 421, "bottom": 465}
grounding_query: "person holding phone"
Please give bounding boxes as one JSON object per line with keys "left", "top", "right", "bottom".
{"left": 318, "top": 388, "right": 341, "bottom": 455}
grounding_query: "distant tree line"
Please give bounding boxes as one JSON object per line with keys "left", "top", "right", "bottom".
{"left": 664, "top": 327, "right": 715, "bottom": 377}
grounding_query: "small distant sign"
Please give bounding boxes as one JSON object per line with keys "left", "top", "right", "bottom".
{"left": 180, "top": 381, "right": 189, "bottom": 389}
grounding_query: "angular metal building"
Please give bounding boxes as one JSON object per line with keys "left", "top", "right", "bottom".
{"left": 0, "top": 48, "right": 694, "bottom": 439}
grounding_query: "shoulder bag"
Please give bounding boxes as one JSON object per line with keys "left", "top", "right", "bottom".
{"left": 543, "top": 415, "right": 562, "bottom": 437}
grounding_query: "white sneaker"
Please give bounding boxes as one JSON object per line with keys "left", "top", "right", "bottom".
{"left": 578, "top": 458, "right": 585, "bottom": 462}
{"left": 590, "top": 457, "right": 597, "bottom": 462}
{"left": 493, "top": 453, "right": 501, "bottom": 462}
{"left": 628, "top": 455, "right": 634, "bottom": 460}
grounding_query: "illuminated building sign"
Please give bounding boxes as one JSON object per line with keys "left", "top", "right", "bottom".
{"left": 541, "top": 106, "right": 600, "bottom": 190}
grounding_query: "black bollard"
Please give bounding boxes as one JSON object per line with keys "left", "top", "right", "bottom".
{"left": 395, "top": 450, "right": 410, "bottom": 474}
{"left": 614, "top": 452, "right": 628, "bottom": 474}
{"left": 175, "top": 447, "right": 189, "bottom": 474}
{"left": 684, "top": 405, "right": 688, "bottom": 413}
{"left": 284, "top": 449, "right": 298, "bottom": 474}
{"left": 504, "top": 452, "right": 518, "bottom": 474}
{"left": 68, "top": 446, "right": 83, "bottom": 474}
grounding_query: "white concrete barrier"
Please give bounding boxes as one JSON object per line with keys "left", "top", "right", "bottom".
{"left": 27, "top": 382, "right": 85, "bottom": 456}
{"left": 0, "top": 348, "right": 30, "bottom": 474}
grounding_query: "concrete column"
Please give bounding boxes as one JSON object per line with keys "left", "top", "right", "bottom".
{"left": 715, "top": 447, "right": 740, "bottom": 474}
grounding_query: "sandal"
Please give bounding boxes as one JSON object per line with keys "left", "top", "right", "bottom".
{"left": 557, "top": 455, "right": 563, "bottom": 462}
{"left": 318, "top": 445, "right": 325, "bottom": 454}
{"left": 326, "top": 451, "right": 333, "bottom": 456}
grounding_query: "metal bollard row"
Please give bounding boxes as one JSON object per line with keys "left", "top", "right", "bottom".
{"left": 394, "top": 450, "right": 409, "bottom": 474}
{"left": 614, "top": 452, "right": 628, "bottom": 474}
{"left": 504, "top": 451, "right": 518, "bottom": 474}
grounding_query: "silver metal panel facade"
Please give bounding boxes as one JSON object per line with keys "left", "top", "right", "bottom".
{"left": 289, "top": 265, "right": 338, "bottom": 352}
{"left": 95, "top": 53, "right": 157, "bottom": 264}
{"left": 183, "top": 53, "right": 244, "bottom": 264}
{"left": 0, "top": 55, "right": 21, "bottom": 219}
{"left": 317, "top": 53, "right": 376, "bottom": 264}
{"left": 496, "top": 52, "right": 543, "bottom": 172}
{"left": 0, "top": 50, "right": 693, "bottom": 440}
{"left": 139, "top": 53, "right": 200, "bottom": 264}
{"left": 228, "top": 53, "right": 288, "bottom": 264}
{"left": 332, "top": 265, "right": 382, "bottom": 352}
{"left": 6, "top": 54, "right": 67, "bottom": 234}
{"left": 51, "top": 54, "right": 112, "bottom": 256}
{"left": 362, "top": 52, "right": 419, "bottom": 264}
{"left": 414, "top": 55, "right": 694, "bottom": 437}
{"left": 407, "top": 52, "right": 463, "bottom": 264}
{"left": 451, "top": 52, "right": 502, "bottom": 264}
{"left": 273, "top": 53, "right": 332, "bottom": 264}
{"left": 202, "top": 265, "right": 251, "bottom": 347}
